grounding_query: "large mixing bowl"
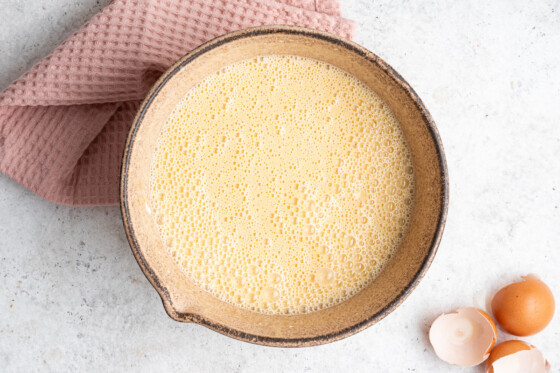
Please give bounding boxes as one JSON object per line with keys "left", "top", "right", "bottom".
{"left": 120, "top": 25, "right": 448, "bottom": 347}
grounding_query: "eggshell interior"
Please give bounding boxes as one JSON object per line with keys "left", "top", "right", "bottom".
{"left": 429, "top": 307, "right": 497, "bottom": 366}
{"left": 489, "top": 348, "right": 548, "bottom": 373}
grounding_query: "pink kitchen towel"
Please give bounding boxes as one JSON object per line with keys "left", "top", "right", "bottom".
{"left": 0, "top": 0, "right": 355, "bottom": 205}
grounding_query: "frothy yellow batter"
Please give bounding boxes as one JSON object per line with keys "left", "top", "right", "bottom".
{"left": 150, "top": 55, "right": 414, "bottom": 314}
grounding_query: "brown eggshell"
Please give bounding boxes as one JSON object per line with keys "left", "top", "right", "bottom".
{"left": 485, "top": 340, "right": 549, "bottom": 373}
{"left": 486, "top": 340, "right": 531, "bottom": 372}
{"left": 491, "top": 275, "right": 555, "bottom": 336}
{"left": 429, "top": 307, "right": 497, "bottom": 366}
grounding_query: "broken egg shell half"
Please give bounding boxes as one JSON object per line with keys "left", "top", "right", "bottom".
{"left": 485, "top": 340, "right": 550, "bottom": 373}
{"left": 491, "top": 274, "right": 555, "bottom": 336}
{"left": 429, "top": 307, "right": 497, "bottom": 366}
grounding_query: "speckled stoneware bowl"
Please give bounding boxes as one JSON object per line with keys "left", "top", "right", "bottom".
{"left": 120, "top": 25, "right": 448, "bottom": 347}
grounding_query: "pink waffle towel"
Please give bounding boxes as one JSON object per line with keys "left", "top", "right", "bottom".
{"left": 0, "top": 0, "right": 355, "bottom": 205}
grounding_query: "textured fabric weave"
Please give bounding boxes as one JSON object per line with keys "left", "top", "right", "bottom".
{"left": 0, "top": 0, "right": 355, "bottom": 205}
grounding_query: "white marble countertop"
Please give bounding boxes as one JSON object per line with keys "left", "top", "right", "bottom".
{"left": 1, "top": 1, "right": 559, "bottom": 372}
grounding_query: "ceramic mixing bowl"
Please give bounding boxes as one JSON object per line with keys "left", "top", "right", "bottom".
{"left": 120, "top": 25, "right": 448, "bottom": 347}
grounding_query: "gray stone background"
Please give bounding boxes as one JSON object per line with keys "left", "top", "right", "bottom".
{"left": 1, "top": 0, "right": 559, "bottom": 372}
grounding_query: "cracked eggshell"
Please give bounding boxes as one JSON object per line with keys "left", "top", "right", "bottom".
{"left": 485, "top": 340, "right": 550, "bottom": 373}
{"left": 491, "top": 274, "right": 555, "bottom": 336}
{"left": 429, "top": 307, "right": 497, "bottom": 366}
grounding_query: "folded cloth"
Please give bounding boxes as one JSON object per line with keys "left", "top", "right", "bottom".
{"left": 0, "top": 0, "right": 354, "bottom": 206}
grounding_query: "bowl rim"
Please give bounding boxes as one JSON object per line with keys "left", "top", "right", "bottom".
{"left": 120, "top": 25, "right": 449, "bottom": 347}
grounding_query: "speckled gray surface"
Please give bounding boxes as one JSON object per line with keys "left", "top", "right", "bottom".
{"left": 1, "top": 1, "right": 559, "bottom": 372}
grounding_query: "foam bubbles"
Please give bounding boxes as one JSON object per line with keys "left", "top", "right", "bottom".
{"left": 149, "top": 55, "right": 415, "bottom": 315}
{"left": 316, "top": 268, "right": 335, "bottom": 286}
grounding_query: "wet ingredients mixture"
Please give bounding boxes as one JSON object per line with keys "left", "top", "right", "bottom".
{"left": 150, "top": 55, "right": 414, "bottom": 314}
